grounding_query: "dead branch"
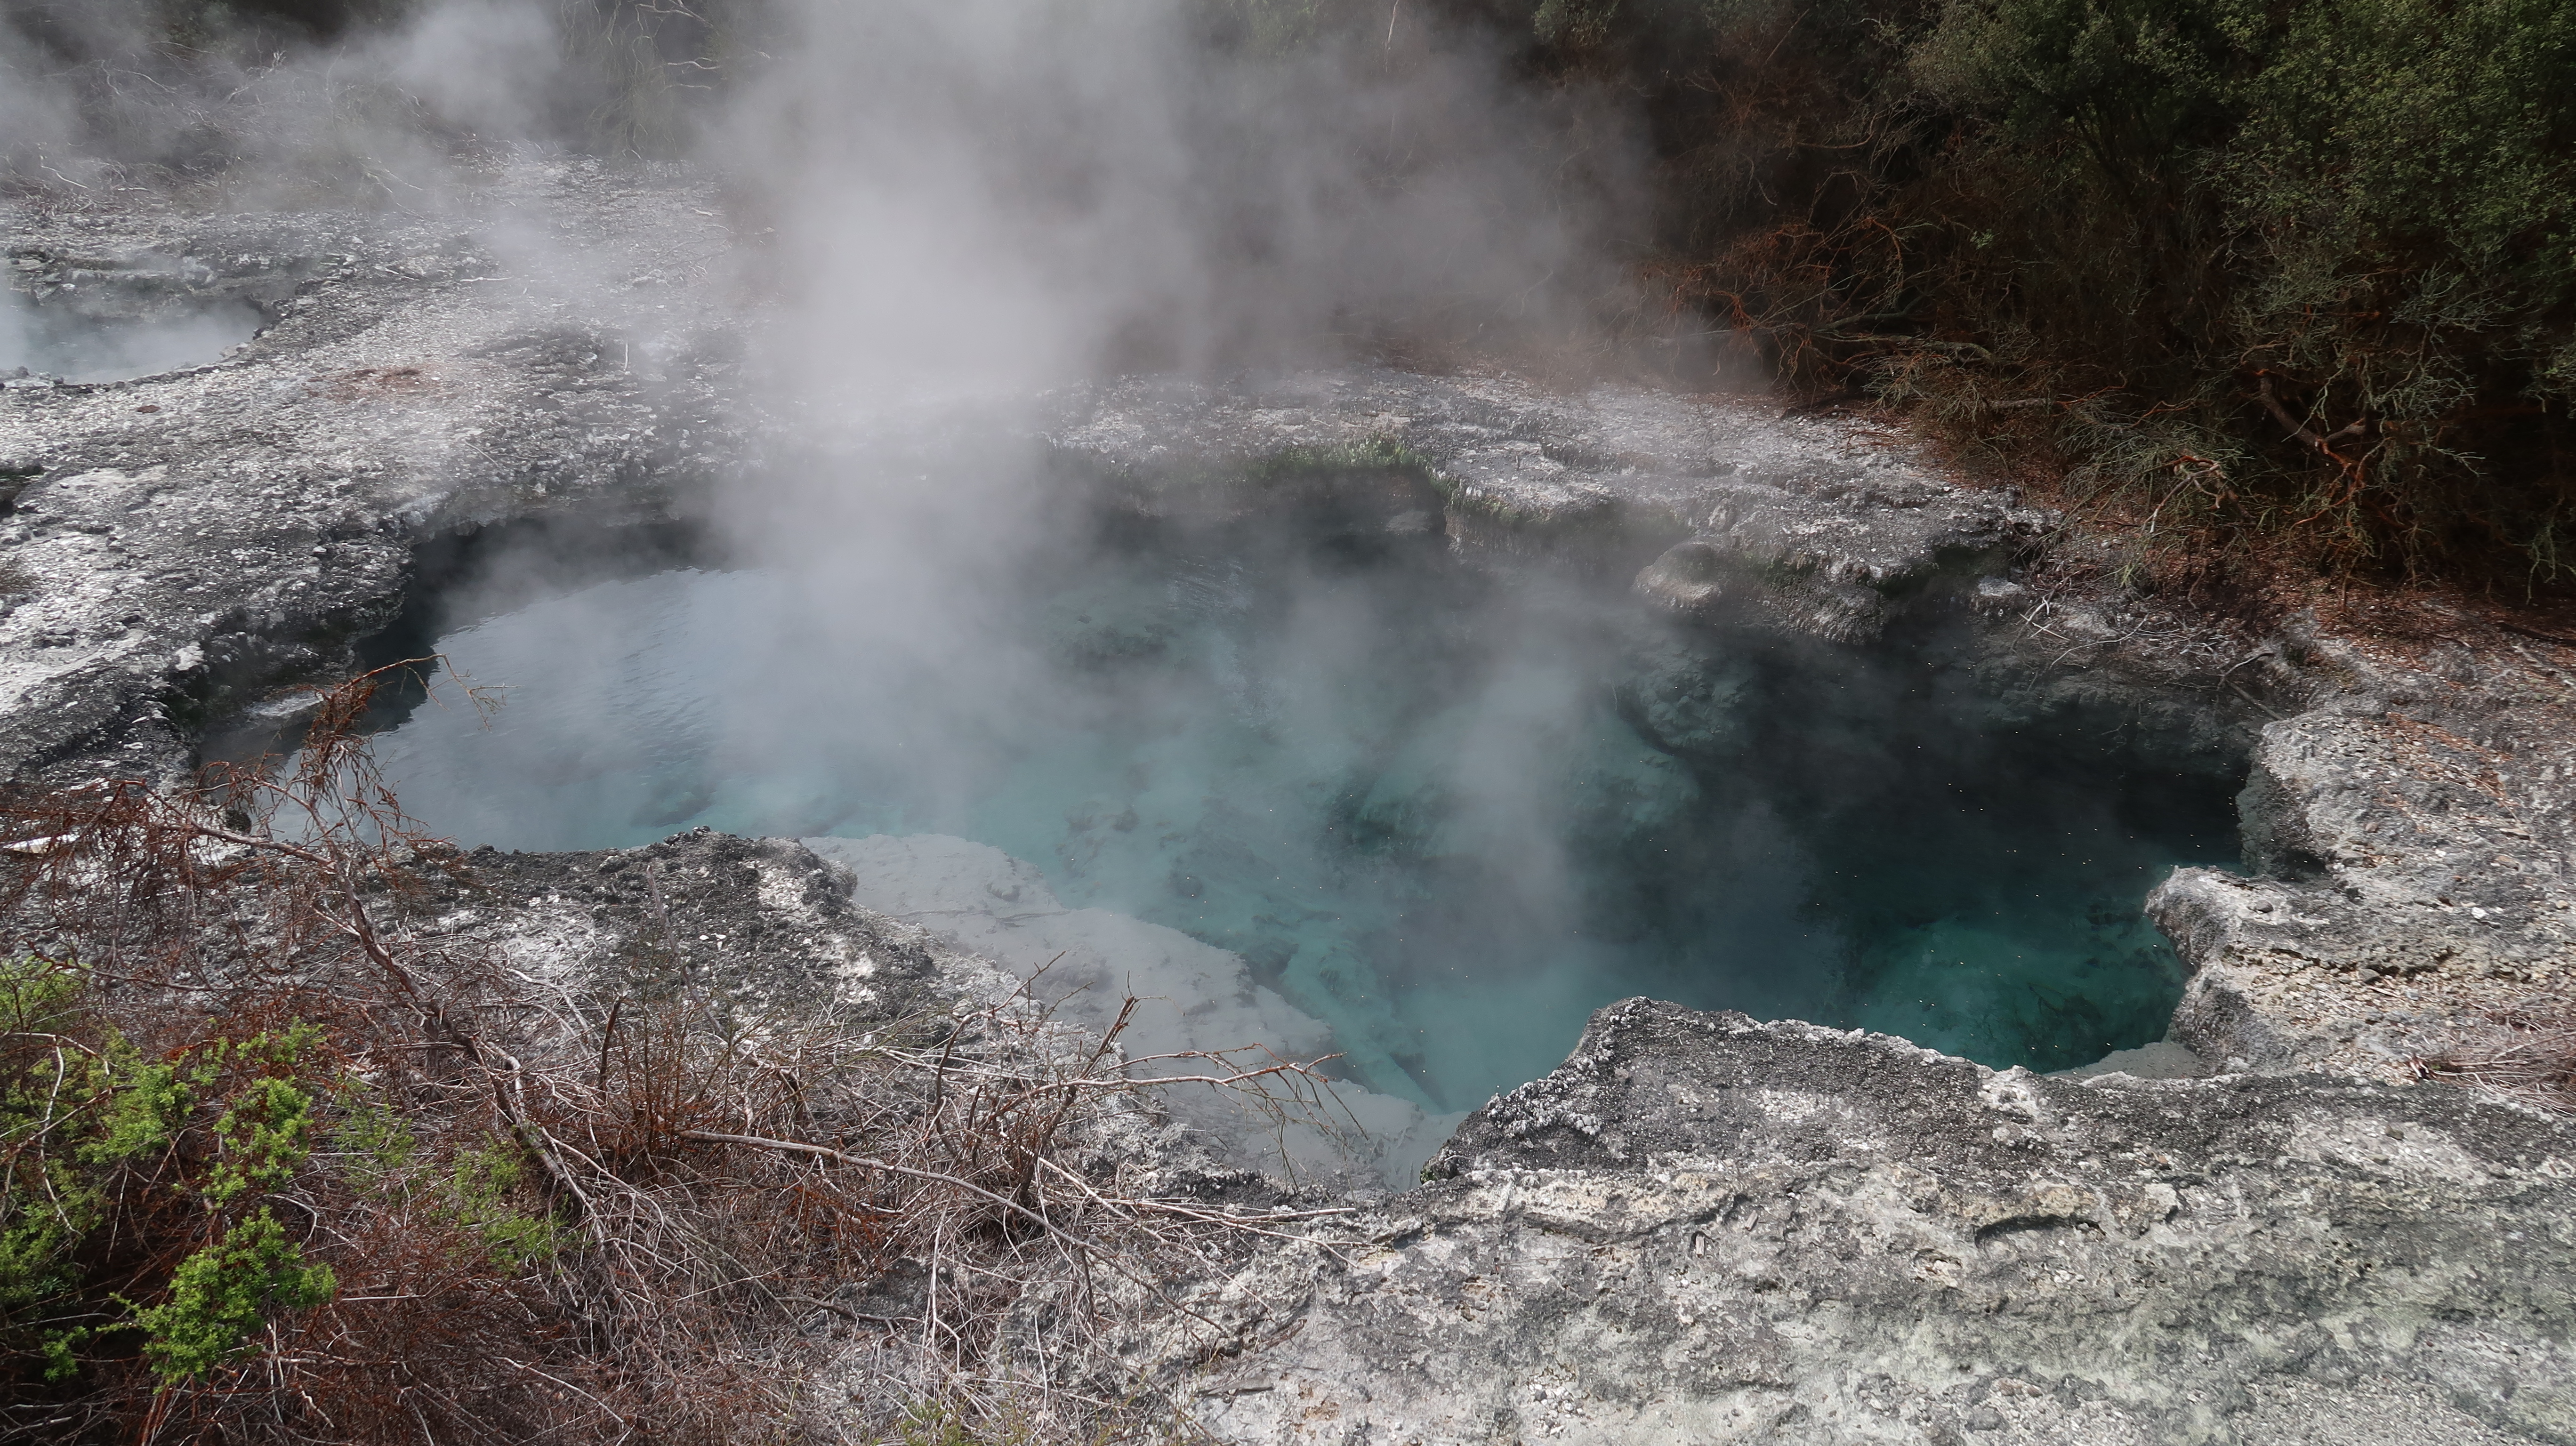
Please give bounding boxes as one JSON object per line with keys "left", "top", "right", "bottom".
{"left": 2256, "top": 373, "right": 2370, "bottom": 455}
{"left": 680, "top": 1129, "right": 1106, "bottom": 1247}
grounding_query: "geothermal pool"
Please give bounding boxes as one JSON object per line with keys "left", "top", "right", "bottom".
{"left": 0, "top": 290, "right": 262, "bottom": 383}
{"left": 360, "top": 503, "right": 2239, "bottom": 1112}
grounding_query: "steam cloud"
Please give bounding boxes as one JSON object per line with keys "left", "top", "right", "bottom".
{"left": 2, "top": 0, "right": 2245, "bottom": 1176}
{"left": 5, "top": 0, "right": 1644, "bottom": 374}
{"left": 720, "top": 0, "right": 1641, "bottom": 391}
{"left": 7, "top": 0, "right": 1692, "bottom": 1171}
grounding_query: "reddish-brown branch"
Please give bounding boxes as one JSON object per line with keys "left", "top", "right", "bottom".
{"left": 2255, "top": 372, "right": 2369, "bottom": 458}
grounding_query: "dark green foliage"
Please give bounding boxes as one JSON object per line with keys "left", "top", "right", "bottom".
{"left": 1448, "top": 0, "right": 2576, "bottom": 585}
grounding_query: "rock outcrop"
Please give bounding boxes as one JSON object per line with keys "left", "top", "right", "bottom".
{"left": 1050, "top": 370, "right": 2057, "bottom": 643}
{"left": 1151, "top": 998, "right": 2576, "bottom": 1445}
{"left": 2149, "top": 619, "right": 2576, "bottom": 1078}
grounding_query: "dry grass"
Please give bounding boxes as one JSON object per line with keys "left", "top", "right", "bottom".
{"left": 2419, "top": 1003, "right": 2576, "bottom": 1118}
{"left": 0, "top": 664, "right": 1352, "bottom": 1443}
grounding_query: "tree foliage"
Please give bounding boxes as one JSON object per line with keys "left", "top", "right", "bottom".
{"left": 1451, "top": 0, "right": 2576, "bottom": 586}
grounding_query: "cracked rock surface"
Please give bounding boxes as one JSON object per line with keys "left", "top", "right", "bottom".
{"left": 2151, "top": 616, "right": 2576, "bottom": 1078}
{"left": 0, "top": 163, "right": 744, "bottom": 779}
{"left": 1151, "top": 998, "right": 2576, "bottom": 1445}
{"left": 448, "top": 827, "right": 971, "bottom": 1026}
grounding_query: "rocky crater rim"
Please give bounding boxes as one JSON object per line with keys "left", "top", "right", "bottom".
{"left": 329, "top": 418, "right": 2247, "bottom": 1107}
{"left": 1147, "top": 995, "right": 2576, "bottom": 1445}
{"left": 0, "top": 185, "right": 2558, "bottom": 1123}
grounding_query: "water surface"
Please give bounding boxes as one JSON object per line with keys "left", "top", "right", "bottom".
{"left": 1, "top": 291, "right": 262, "bottom": 382}
{"left": 364, "top": 520, "right": 2238, "bottom": 1109}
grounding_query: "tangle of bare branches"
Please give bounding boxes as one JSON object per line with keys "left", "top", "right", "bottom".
{"left": 0, "top": 665, "right": 1355, "bottom": 1444}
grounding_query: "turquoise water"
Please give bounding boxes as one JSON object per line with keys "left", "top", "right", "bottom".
{"left": 361, "top": 518, "right": 2238, "bottom": 1110}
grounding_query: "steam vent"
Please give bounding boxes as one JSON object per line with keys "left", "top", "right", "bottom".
{"left": 3, "top": 2, "right": 2572, "bottom": 1442}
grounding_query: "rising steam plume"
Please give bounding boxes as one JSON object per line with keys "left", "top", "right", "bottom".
{"left": 2, "top": 0, "right": 1695, "bottom": 1172}
{"left": 3, "top": 0, "right": 1652, "bottom": 385}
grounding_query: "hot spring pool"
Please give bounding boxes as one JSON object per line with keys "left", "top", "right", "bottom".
{"left": 1, "top": 290, "right": 263, "bottom": 383}
{"left": 357, "top": 509, "right": 2239, "bottom": 1112}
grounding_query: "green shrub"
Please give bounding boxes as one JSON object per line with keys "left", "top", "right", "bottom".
{"left": 131, "top": 1209, "right": 336, "bottom": 1382}
{"left": 1455, "top": 0, "right": 2576, "bottom": 585}
{"left": 1, "top": 970, "right": 346, "bottom": 1389}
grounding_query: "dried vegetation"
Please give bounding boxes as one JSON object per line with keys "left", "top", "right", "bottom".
{"left": 0, "top": 666, "right": 1351, "bottom": 1443}
{"left": 2420, "top": 1004, "right": 2576, "bottom": 1119}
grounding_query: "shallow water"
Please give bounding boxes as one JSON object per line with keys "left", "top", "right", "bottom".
{"left": 0, "top": 291, "right": 262, "bottom": 382}
{"left": 363, "top": 522, "right": 2239, "bottom": 1110}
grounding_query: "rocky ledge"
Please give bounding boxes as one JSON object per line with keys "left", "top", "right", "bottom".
{"left": 1151, "top": 997, "right": 2576, "bottom": 1444}
{"left": 368, "top": 829, "right": 2576, "bottom": 1444}
{"left": 1053, "top": 369, "right": 2058, "bottom": 645}
{"left": 2151, "top": 618, "right": 2576, "bottom": 1079}
{"left": 8, "top": 178, "right": 2575, "bottom": 1443}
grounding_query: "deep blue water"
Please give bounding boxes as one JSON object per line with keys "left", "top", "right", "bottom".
{"left": 359, "top": 518, "right": 2239, "bottom": 1111}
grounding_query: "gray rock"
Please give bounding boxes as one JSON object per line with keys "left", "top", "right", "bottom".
{"left": 1051, "top": 371, "right": 2035, "bottom": 642}
{"left": 0, "top": 167, "right": 745, "bottom": 781}
{"left": 2052, "top": 1038, "right": 2207, "bottom": 1080}
{"left": 2148, "top": 624, "right": 2576, "bottom": 1078}
{"left": 1150, "top": 999, "right": 2576, "bottom": 1445}
{"left": 451, "top": 827, "right": 960, "bottom": 1024}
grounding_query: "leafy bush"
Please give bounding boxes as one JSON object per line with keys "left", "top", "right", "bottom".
{"left": 1452, "top": 0, "right": 2576, "bottom": 586}
{"left": 1, "top": 997, "right": 344, "bottom": 1388}
{"left": 132, "top": 1208, "right": 337, "bottom": 1382}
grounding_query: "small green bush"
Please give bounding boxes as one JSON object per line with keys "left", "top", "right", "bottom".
{"left": 131, "top": 1209, "right": 336, "bottom": 1382}
{"left": 1, "top": 982, "right": 346, "bottom": 1387}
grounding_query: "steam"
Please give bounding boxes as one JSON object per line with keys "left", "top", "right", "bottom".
{"left": 6, "top": 0, "right": 1685, "bottom": 1153}
{"left": 719, "top": 0, "right": 1638, "bottom": 393}
{"left": 0, "top": 290, "right": 25, "bottom": 376}
{"left": 0, "top": 290, "right": 262, "bottom": 381}
{"left": 1, "top": 0, "right": 2245, "bottom": 1156}
{"left": 4, "top": 0, "right": 1639, "bottom": 368}
{"left": 375, "top": 0, "right": 567, "bottom": 142}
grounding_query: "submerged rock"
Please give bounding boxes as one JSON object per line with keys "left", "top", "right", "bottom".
{"left": 802, "top": 831, "right": 1465, "bottom": 1186}
{"left": 1612, "top": 633, "right": 1757, "bottom": 765}
{"left": 1348, "top": 695, "right": 1701, "bottom": 861}
{"left": 1039, "top": 574, "right": 1182, "bottom": 663}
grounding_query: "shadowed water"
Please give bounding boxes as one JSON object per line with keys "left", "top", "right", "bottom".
{"left": 360, "top": 517, "right": 2239, "bottom": 1111}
